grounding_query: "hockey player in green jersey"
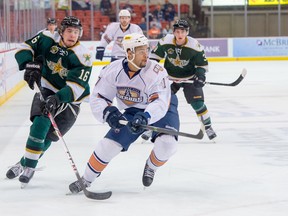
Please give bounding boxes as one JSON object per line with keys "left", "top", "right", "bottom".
{"left": 6, "top": 16, "right": 92, "bottom": 187}
{"left": 146, "top": 19, "right": 216, "bottom": 140}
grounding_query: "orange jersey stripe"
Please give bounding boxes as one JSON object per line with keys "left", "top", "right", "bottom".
{"left": 149, "top": 150, "right": 167, "bottom": 167}
{"left": 88, "top": 152, "right": 108, "bottom": 173}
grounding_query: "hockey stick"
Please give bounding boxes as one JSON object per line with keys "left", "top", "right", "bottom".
{"left": 171, "top": 68, "right": 247, "bottom": 87}
{"left": 119, "top": 120, "right": 204, "bottom": 139}
{"left": 34, "top": 84, "right": 112, "bottom": 200}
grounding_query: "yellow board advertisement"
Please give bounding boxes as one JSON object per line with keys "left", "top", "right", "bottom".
{"left": 249, "top": 0, "right": 288, "bottom": 5}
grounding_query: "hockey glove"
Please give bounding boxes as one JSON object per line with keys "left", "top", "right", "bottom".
{"left": 95, "top": 46, "right": 105, "bottom": 61}
{"left": 127, "top": 112, "right": 150, "bottom": 134}
{"left": 41, "top": 95, "right": 60, "bottom": 116}
{"left": 103, "top": 106, "right": 126, "bottom": 129}
{"left": 193, "top": 75, "right": 206, "bottom": 88}
{"left": 24, "top": 61, "right": 42, "bottom": 90}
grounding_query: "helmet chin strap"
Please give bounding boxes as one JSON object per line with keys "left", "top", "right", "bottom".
{"left": 127, "top": 53, "right": 141, "bottom": 70}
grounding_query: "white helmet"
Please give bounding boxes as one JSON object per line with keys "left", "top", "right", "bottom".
{"left": 119, "top": 9, "right": 131, "bottom": 17}
{"left": 122, "top": 33, "right": 148, "bottom": 53}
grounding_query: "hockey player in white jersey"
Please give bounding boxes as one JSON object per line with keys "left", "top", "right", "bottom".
{"left": 69, "top": 33, "right": 180, "bottom": 193}
{"left": 95, "top": 9, "right": 143, "bottom": 62}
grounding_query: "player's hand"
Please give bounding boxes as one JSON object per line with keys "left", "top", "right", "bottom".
{"left": 127, "top": 112, "right": 150, "bottom": 134}
{"left": 95, "top": 46, "right": 105, "bottom": 61}
{"left": 103, "top": 106, "right": 126, "bottom": 129}
{"left": 24, "top": 61, "right": 42, "bottom": 90}
{"left": 41, "top": 95, "right": 60, "bottom": 116}
{"left": 193, "top": 75, "right": 206, "bottom": 88}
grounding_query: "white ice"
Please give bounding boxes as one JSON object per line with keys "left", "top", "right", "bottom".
{"left": 0, "top": 61, "right": 288, "bottom": 216}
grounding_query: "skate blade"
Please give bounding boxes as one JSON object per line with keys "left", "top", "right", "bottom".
{"left": 66, "top": 192, "right": 83, "bottom": 196}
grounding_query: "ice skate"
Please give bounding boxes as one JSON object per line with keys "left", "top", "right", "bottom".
{"left": 142, "top": 163, "right": 155, "bottom": 187}
{"left": 205, "top": 126, "right": 217, "bottom": 140}
{"left": 6, "top": 162, "right": 23, "bottom": 179}
{"left": 19, "top": 167, "right": 35, "bottom": 188}
{"left": 69, "top": 177, "right": 91, "bottom": 194}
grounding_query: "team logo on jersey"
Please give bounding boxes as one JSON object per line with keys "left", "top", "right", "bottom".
{"left": 50, "top": 46, "right": 58, "bottom": 54}
{"left": 115, "top": 37, "right": 124, "bottom": 47}
{"left": 153, "top": 64, "right": 163, "bottom": 74}
{"left": 167, "top": 55, "right": 189, "bottom": 68}
{"left": 83, "top": 53, "right": 92, "bottom": 64}
{"left": 50, "top": 45, "right": 68, "bottom": 56}
{"left": 175, "top": 48, "right": 182, "bottom": 55}
{"left": 167, "top": 48, "right": 174, "bottom": 55}
{"left": 47, "top": 58, "right": 68, "bottom": 78}
{"left": 116, "top": 86, "right": 143, "bottom": 105}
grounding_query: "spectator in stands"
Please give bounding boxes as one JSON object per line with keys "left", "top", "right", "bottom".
{"left": 164, "top": 6, "right": 175, "bottom": 22}
{"left": 163, "top": 4, "right": 175, "bottom": 22}
{"left": 100, "top": 0, "right": 112, "bottom": 16}
{"left": 138, "top": 17, "right": 147, "bottom": 33}
{"left": 148, "top": 23, "right": 161, "bottom": 39}
{"left": 152, "top": 4, "right": 163, "bottom": 21}
{"left": 142, "top": 10, "right": 153, "bottom": 22}
{"left": 162, "top": 23, "right": 173, "bottom": 36}
{"left": 150, "top": 17, "right": 162, "bottom": 30}
{"left": 122, "top": 0, "right": 134, "bottom": 16}
{"left": 163, "top": 0, "right": 174, "bottom": 12}
{"left": 72, "top": 0, "right": 89, "bottom": 10}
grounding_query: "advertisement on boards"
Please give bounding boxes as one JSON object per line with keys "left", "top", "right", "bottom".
{"left": 233, "top": 37, "right": 288, "bottom": 57}
{"left": 198, "top": 39, "right": 228, "bottom": 57}
{"left": 248, "top": 0, "right": 288, "bottom": 6}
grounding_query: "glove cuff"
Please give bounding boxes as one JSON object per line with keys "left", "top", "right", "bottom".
{"left": 25, "top": 62, "right": 42, "bottom": 71}
{"left": 142, "top": 112, "right": 151, "bottom": 121}
{"left": 96, "top": 46, "right": 105, "bottom": 51}
{"left": 103, "top": 106, "right": 118, "bottom": 122}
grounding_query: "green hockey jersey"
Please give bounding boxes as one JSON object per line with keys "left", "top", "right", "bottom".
{"left": 15, "top": 30, "right": 92, "bottom": 103}
{"left": 150, "top": 34, "right": 208, "bottom": 80}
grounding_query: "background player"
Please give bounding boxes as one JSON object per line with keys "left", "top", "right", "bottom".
{"left": 147, "top": 19, "right": 216, "bottom": 140}
{"left": 95, "top": 9, "right": 143, "bottom": 62}
{"left": 37, "top": 17, "right": 58, "bottom": 35}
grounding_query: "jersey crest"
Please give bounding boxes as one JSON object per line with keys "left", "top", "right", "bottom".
{"left": 49, "top": 45, "right": 69, "bottom": 56}
{"left": 115, "top": 36, "right": 124, "bottom": 48}
{"left": 116, "top": 86, "right": 143, "bottom": 105}
{"left": 167, "top": 55, "right": 189, "bottom": 68}
{"left": 47, "top": 58, "right": 68, "bottom": 78}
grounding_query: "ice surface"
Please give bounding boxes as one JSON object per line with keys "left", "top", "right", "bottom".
{"left": 0, "top": 61, "right": 288, "bottom": 216}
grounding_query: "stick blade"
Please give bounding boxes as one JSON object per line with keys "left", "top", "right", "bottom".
{"left": 241, "top": 68, "right": 247, "bottom": 78}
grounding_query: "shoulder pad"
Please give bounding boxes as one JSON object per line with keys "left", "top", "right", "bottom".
{"left": 42, "top": 30, "right": 60, "bottom": 42}
{"left": 70, "top": 44, "right": 92, "bottom": 67}
{"left": 158, "top": 34, "right": 174, "bottom": 45}
{"left": 186, "top": 37, "right": 204, "bottom": 52}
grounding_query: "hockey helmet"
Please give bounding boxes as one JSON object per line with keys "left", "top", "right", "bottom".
{"left": 122, "top": 33, "right": 148, "bottom": 53}
{"left": 119, "top": 9, "right": 131, "bottom": 17}
{"left": 173, "top": 19, "right": 189, "bottom": 31}
{"left": 59, "top": 16, "right": 83, "bottom": 38}
{"left": 47, "top": 18, "right": 57, "bottom": 24}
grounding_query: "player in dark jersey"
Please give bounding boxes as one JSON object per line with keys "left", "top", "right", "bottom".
{"left": 6, "top": 16, "right": 92, "bottom": 187}
{"left": 148, "top": 19, "right": 216, "bottom": 140}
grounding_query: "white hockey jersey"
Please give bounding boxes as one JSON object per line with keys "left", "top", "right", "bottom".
{"left": 98, "top": 23, "right": 143, "bottom": 57}
{"left": 90, "top": 59, "right": 171, "bottom": 124}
